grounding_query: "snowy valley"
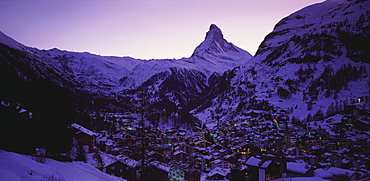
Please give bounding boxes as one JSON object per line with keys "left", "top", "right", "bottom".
{"left": 0, "top": 0, "right": 369, "bottom": 180}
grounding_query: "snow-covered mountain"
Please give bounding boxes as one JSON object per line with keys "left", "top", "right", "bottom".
{"left": 192, "top": 24, "right": 252, "bottom": 64}
{"left": 0, "top": 24, "right": 251, "bottom": 93}
{"left": 0, "top": 24, "right": 252, "bottom": 127}
{"left": 192, "top": 0, "right": 369, "bottom": 125}
{"left": 1, "top": 0, "right": 369, "bottom": 131}
{"left": 1, "top": 0, "right": 369, "bottom": 156}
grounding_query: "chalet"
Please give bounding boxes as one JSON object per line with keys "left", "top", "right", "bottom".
{"left": 197, "top": 155, "right": 212, "bottom": 171}
{"left": 147, "top": 151, "right": 164, "bottom": 162}
{"left": 105, "top": 139, "right": 114, "bottom": 153}
{"left": 173, "top": 150, "right": 188, "bottom": 163}
{"left": 259, "top": 160, "right": 282, "bottom": 180}
{"left": 224, "top": 154, "right": 237, "bottom": 164}
{"left": 286, "top": 147, "right": 305, "bottom": 159}
{"left": 122, "top": 134, "right": 137, "bottom": 147}
{"left": 129, "top": 151, "right": 142, "bottom": 161}
{"left": 176, "top": 143, "right": 194, "bottom": 155}
{"left": 353, "top": 119, "right": 370, "bottom": 131}
{"left": 104, "top": 161, "right": 137, "bottom": 180}
{"left": 194, "top": 140, "right": 212, "bottom": 149}
{"left": 327, "top": 167, "right": 359, "bottom": 181}
{"left": 163, "top": 149, "right": 172, "bottom": 159}
{"left": 206, "top": 167, "right": 229, "bottom": 180}
{"left": 70, "top": 123, "right": 97, "bottom": 153}
{"left": 211, "top": 159, "right": 231, "bottom": 169}
{"left": 185, "top": 168, "right": 201, "bottom": 181}
{"left": 143, "top": 161, "right": 170, "bottom": 181}
{"left": 194, "top": 146, "right": 207, "bottom": 155}
{"left": 307, "top": 155, "right": 319, "bottom": 166}
{"left": 96, "top": 136, "right": 108, "bottom": 151}
{"left": 286, "top": 162, "right": 314, "bottom": 177}
{"left": 314, "top": 168, "right": 333, "bottom": 180}
{"left": 245, "top": 156, "right": 282, "bottom": 181}
{"left": 102, "top": 154, "right": 140, "bottom": 181}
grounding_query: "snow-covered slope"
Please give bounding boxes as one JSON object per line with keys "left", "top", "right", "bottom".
{"left": 1, "top": 0, "right": 368, "bottom": 129}
{"left": 0, "top": 24, "right": 251, "bottom": 94}
{"left": 0, "top": 24, "right": 252, "bottom": 126}
{"left": 0, "top": 150, "right": 123, "bottom": 181}
{"left": 0, "top": 31, "right": 24, "bottom": 50}
{"left": 193, "top": 0, "right": 370, "bottom": 124}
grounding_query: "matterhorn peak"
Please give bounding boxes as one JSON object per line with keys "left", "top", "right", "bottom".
{"left": 192, "top": 24, "right": 233, "bottom": 56}
{"left": 206, "top": 24, "right": 223, "bottom": 42}
{"left": 192, "top": 24, "right": 252, "bottom": 60}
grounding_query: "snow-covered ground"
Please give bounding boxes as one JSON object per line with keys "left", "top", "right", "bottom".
{"left": 0, "top": 150, "right": 124, "bottom": 181}
{"left": 271, "top": 178, "right": 329, "bottom": 181}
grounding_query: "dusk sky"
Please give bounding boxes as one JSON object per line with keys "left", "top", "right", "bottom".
{"left": 0, "top": 0, "right": 324, "bottom": 59}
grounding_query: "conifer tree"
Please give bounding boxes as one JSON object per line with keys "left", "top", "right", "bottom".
{"left": 75, "top": 143, "right": 87, "bottom": 162}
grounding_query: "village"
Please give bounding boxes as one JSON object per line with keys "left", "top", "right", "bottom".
{"left": 69, "top": 102, "right": 369, "bottom": 181}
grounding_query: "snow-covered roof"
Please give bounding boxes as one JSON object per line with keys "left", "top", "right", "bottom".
{"left": 150, "top": 161, "right": 170, "bottom": 172}
{"left": 117, "top": 155, "right": 140, "bottom": 169}
{"left": 173, "top": 151, "right": 187, "bottom": 156}
{"left": 207, "top": 167, "right": 229, "bottom": 177}
{"left": 314, "top": 168, "right": 333, "bottom": 178}
{"left": 101, "top": 153, "right": 140, "bottom": 169}
{"left": 105, "top": 139, "right": 114, "bottom": 146}
{"left": 342, "top": 159, "right": 350, "bottom": 164}
{"left": 327, "top": 167, "right": 356, "bottom": 178}
{"left": 318, "top": 162, "right": 331, "bottom": 167}
{"left": 195, "top": 140, "right": 212, "bottom": 144}
{"left": 245, "top": 156, "right": 261, "bottom": 167}
{"left": 212, "top": 159, "right": 228, "bottom": 164}
{"left": 287, "top": 147, "right": 298, "bottom": 152}
{"left": 261, "top": 160, "right": 272, "bottom": 168}
{"left": 100, "top": 152, "right": 118, "bottom": 168}
{"left": 320, "top": 125, "right": 336, "bottom": 136}
{"left": 71, "top": 123, "right": 97, "bottom": 136}
{"left": 287, "top": 162, "right": 311, "bottom": 174}
{"left": 224, "top": 154, "right": 234, "bottom": 159}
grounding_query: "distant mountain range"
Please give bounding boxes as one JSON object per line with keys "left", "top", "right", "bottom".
{"left": 0, "top": 0, "right": 369, "bottom": 153}
{"left": 0, "top": 23, "right": 251, "bottom": 111}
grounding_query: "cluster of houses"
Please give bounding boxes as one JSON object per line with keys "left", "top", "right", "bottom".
{"left": 68, "top": 107, "right": 369, "bottom": 181}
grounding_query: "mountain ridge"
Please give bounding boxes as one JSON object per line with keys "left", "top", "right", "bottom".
{"left": 0, "top": 0, "right": 369, "bottom": 154}
{"left": 0, "top": 31, "right": 25, "bottom": 50}
{"left": 0, "top": 24, "right": 252, "bottom": 92}
{"left": 0, "top": 24, "right": 253, "bottom": 131}
{"left": 192, "top": 0, "right": 369, "bottom": 126}
{"left": 192, "top": 24, "right": 252, "bottom": 62}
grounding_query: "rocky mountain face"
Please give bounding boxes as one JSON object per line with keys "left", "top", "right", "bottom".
{"left": 192, "top": 0, "right": 369, "bottom": 126}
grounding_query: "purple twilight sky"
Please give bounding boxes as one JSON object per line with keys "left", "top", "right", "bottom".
{"left": 0, "top": 0, "right": 324, "bottom": 59}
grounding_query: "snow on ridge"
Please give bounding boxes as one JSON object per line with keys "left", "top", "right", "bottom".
{"left": 0, "top": 26, "right": 253, "bottom": 93}
{"left": 274, "top": 0, "right": 368, "bottom": 32}
{"left": 192, "top": 24, "right": 253, "bottom": 63}
{"left": 0, "top": 31, "right": 24, "bottom": 50}
{"left": 193, "top": 0, "right": 369, "bottom": 124}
